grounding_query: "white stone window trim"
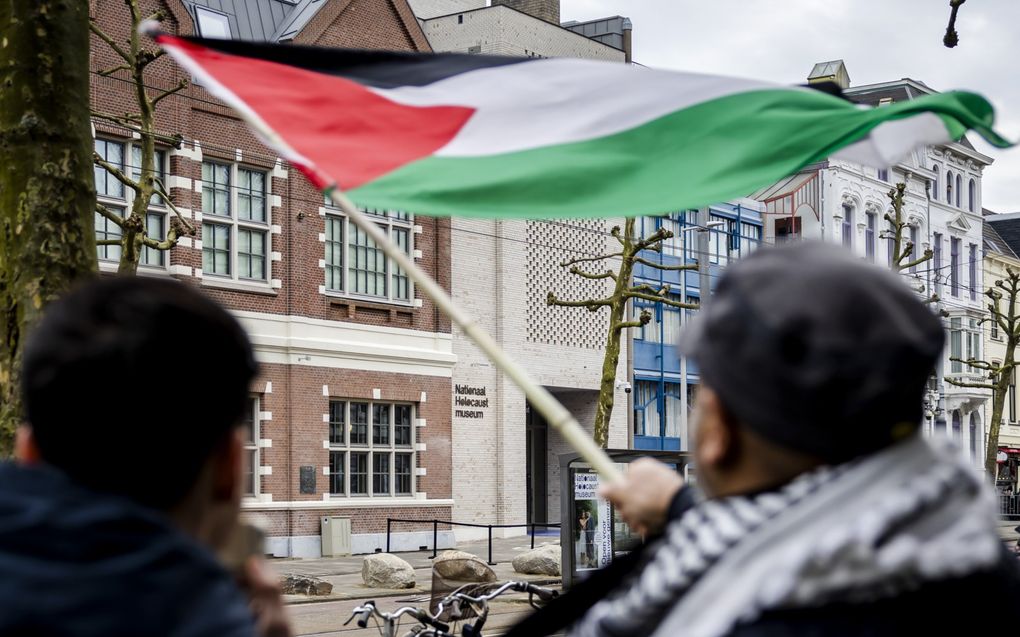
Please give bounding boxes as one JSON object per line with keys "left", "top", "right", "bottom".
{"left": 326, "top": 398, "right": 417, "bottom": 499}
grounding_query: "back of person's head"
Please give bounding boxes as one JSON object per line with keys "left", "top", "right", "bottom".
{"left": 21, "top": 276, "right": 258, "bottom": 510}
{"left": 680, "top": 241, "right": 945, "bottom": 465}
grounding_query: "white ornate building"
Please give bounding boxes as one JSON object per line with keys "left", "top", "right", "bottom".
{"left": 755, "top": 62, "right": 993, "bottom": 469}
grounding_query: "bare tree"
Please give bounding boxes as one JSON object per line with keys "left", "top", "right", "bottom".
{"left": 945, "top": 269, "right": 1020, "bottom": 474}
{"left": 943, "top": 0, "right": 967, "bottom": 48}
{"left": 91, "top": 2, "right": 194, "bottom": 274}
{"left": 885, "top": 181, "right": 934, "bottom": 276}
{"left": 547, "top": 218, "right": 698, "bottom": 447}
{"left": 0, "top": 0, "right": 97, "bottom": 456}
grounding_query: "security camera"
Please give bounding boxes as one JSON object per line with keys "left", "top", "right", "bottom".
{"left": 616, "top": 380, "right": 632, "bottom": 394}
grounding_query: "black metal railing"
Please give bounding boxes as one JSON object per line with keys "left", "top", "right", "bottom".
{"left": 1001, "top": 494, "right": 1020, "bottom": 520}
{"left": 383, "top": 518, "right": 561, "bottom": 565}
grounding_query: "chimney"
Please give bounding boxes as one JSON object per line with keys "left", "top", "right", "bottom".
{"left": 622, "top": 17, "right": 632, "bottom": 63}
{"left": 807, "top": 60, "right": 850, "bottom": 90}
{"left": 490, "top": 0, "right": 559, "bottom": 25}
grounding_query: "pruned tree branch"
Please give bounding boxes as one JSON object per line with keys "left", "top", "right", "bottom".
{"left": 151, "top": 79, "right": 189, "bottom": 106}
{"left": 560, "top": 253, "right": 621, "bottom": 268}
{"left": 569, "top": 266, "right": 616, "bottom": 281}
{"left": 98, "top": 64, "right": 132, "bottom": 77}
{"left": 546, "top": 292, "right": 613, "bottom": 312}
{"left": 945, "top": 378, "right": 994, "bottom": 390}
{"left": 95, "top": 203, "right": 125, "bottom": 227}
{"left": 93, "top": 152, "right": 141, "bottom": 194}
{"left": 96, "top": 239, "right": 123, "bottom": 246}
{"left": 90, "top": 20, "right": 132, "bottom": 63}
{"left": 625, "top": 291, "right": 698, "bottom": 309}
{"left": 634, "top": 256, "right": 698, "bottom": 271}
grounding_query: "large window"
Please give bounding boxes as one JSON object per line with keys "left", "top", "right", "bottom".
{"left": 968, "top": 178, "right": 977, "bottom": 212}
{"left": 932, "top": 165, "right": 940, "bottom": 201}
{"left": 841, "top": 204, "right": 853, "bottom": 249}
{"left": 933, "top": 233, "right": 942, "bottom": 295}
{"left": 633, "top": 296, "right": 682, "bottom": 344}
{"left": 950, "top": 237, "right": 960, "bottom": 297}
{"left": 327, "top": 400, "right": 414, "bottom": 497}
{"left": 946, "top": 170, "right": 954, "bottom": 203}
{"left": 94, "top": 138, "right": 168, "bottom": 266}
{"left": 955, "top": 174, "right": 962, "bottom": 208}
{"left": 323, "top": 205, "right": 413, "bottom": 303}
{"left": 909, "top": 226, "right": 919, "bottom": 273}
{"left": 1011, "top": 369, "right": 1017, "bottom": 423}
{"left": 969, "top": 243, "right": 978, "bottom": 301}
{"left": 632, "top": 380, "right": 682, "bottom": 440}
{"left": 241, "top": 396, "right": 261, "bottom": 497}
{"left": 201, "top": 161, "right": 269, "bottom": 282}
{"left": 865, "top": 212, "right": 876, "bottom": 261}
{"left": 950, "top": 317, "right": 963, "bottom": 374}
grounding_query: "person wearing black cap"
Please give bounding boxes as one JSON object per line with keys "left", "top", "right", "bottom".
{"left": 508, "top": 242, "right": 1020, "bottom": 637}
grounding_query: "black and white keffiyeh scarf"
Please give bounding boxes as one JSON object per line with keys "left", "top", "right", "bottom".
{"left": 571, "top": 436, "right": 1002, "bottom": 637}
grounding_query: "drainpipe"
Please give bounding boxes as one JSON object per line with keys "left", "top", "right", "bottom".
{"left": 622, "top": 18, "right": 633, "bottom": 64}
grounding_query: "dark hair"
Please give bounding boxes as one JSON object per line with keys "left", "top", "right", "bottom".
{"left": 21, "top": 276, "right": 258, "bottom": 509}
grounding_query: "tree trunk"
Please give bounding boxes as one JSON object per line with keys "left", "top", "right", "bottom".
{"left": 986, "top": 352, "right": 1014, "bottom": 475}
{"left": 0, "top": 0, "right": 97, "bottom": 455}
{"left": 592, "top": 219, "right": 637, "bottom": 448}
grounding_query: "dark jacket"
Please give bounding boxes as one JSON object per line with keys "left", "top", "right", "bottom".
{"left": 508, "top": 488, "right": 1020, "bottom": 637}
{"left": 0, "top": 463, "right": 255, "bottom": 637}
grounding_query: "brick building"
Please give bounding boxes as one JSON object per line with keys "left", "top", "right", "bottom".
{"left": 90, "top": 0, "right": 456, "bottom": 557}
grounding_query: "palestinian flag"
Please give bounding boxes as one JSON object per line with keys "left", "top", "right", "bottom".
{"left": 149, "top": 30, "right": 1011, "bottom": 219}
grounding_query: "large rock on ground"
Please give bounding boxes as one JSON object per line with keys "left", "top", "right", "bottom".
{"left": 362, "top": 553, "right": 416, "bottom": 589}
{"left": 512, "top": 544, "right": 561, "bottom": 576}
{"left": 280, "top": 574, "right": 333, "bottom": 596}
{"left": 432, "top": 550, "right": 497, "bottom": 583}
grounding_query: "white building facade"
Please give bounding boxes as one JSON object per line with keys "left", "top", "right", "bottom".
{"left": 756, "top": 64, "right": 992, "bottom": 470}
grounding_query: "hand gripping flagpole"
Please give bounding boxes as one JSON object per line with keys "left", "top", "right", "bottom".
{"left": 142, "top": 25, "right": 622, "bottom": 483}
{"left": 326, "top": 187, "right": 623, "bottom": 483}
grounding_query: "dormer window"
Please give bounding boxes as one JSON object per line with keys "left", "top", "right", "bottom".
{"left": 195, "top": 7, "right": 231, "bottom": 39}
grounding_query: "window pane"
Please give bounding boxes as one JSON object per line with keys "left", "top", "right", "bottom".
{"left": 350, "top": 452, "right": 368, "bottom": 495}
{"left": 349, "top": 224, "right": 387, "bottom": 297}
{"left": 350, "top": 403, "right": 368, "bottom": 445}
{"left": 95, "top": 206, "right": 125, "bottom": 261}
{"left": 141, "top": 213, "right": 166, "bottom": 267}
{"left": 244, "top": 449, "right": 256, "bottom": 497}
{"left": 203, "top": 223, "right": 231, "bottom": 275}
{"left": 392, "top": 228, "right": 410, "bottom": 301}
{"left": 373, "top": 404, "right": 390, "bottom": 445}
{"left": 238, "top": 168, "right": 266, "bottom": 222}
{"left": 395, "top": 405, "right": 412, "bottom": 446}
{"left": 325, "top": 216, "right": 344, "bottom": 291}
{"left": 373, "top": 453, "right": 390, "bottom": 495}
{"left": 329, "top": 400, "right": 345, "bottom": 445}
{"left": 395, "top": 453, "right": 412, "bottom": 495}
{"left": 202, "top": 162, "right": 231, "bottom": 216}
{"left": 238, "top": 229, "right": 266, "bottom": 280}
{"left": 329, "top": 451, "right": 345, "bottom": 495}
{"left": 95, "top": 139, "right": 125, "bottom": 199}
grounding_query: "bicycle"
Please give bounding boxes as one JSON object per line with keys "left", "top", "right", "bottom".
{"left": 344, "top": 581, "right": 558, "bottom": 637}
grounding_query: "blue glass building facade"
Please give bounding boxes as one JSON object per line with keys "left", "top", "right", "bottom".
{"left": 631, "top": 202, "right": 764, "bottom": 451}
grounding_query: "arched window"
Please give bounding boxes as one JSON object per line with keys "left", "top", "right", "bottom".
{"left": 932, "top": 165, "right": 940, "bottom": 201}
{"left": 952, "top": 411, "right": 962, "bottom": 441}
{"left": 956, "top": 174, "right": 962, "bottom": 207}
{"left": 968, "top": 178, "right": 976, "bottom": 212}
{"left": 946, "top": 170, "right": 953, "bottom": 203}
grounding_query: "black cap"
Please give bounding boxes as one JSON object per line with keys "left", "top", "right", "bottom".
{"left": 679, "top": 241, "right": 944, "bottom": 462}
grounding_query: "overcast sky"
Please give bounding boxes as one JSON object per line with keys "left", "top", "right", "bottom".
{"left": 561, "top": 0, "right": 1019, "bottom": 212}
